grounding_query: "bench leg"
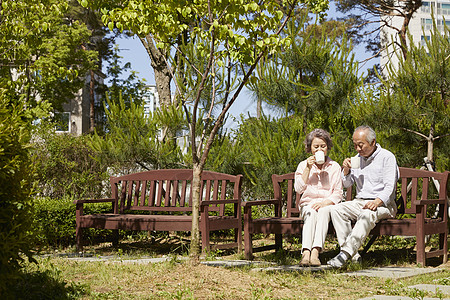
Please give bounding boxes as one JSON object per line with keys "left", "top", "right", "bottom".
{"left": 235, "top": 225, "right": 242, "bottom": 253}
{"left": 112, "top": 229, "right": 119, "bottom": 247}
{"left": 244, "top": 231, "right": 253, "bottom": 260}
{"left": 76, "top": 226, "right": 83, "bottom": 252}
{"left": 201, "top": 233, "right": 211, "bottom": 253}
{"left": 416, "top": 234, "right": 426, "bottom": 266}
{"left": 201, "top": 219, "right": 211, "bottom": 253}
{"left": 440, "top": 232, "right": 448, "bottom": 263}
{"left": 275, "top": 234, "right": 283, "bottom": 251}
{"left": 361, "top": 235, "right": 378, "bottom": 256}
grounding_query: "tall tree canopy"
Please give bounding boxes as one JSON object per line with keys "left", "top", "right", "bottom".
{"left": 81, "top": 0, "right": 329, "bottom": 258}
{"left": 1, "top": 0, "right": 98, "bottom": 117}
{"left": 334, "top": 0, "right": 423, "bottom": 78}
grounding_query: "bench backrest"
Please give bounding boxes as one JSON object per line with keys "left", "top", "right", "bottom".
{"left": 273, "top": 168, "right": 448, "bottom": 218}
{"left": 110, "top": 169, "right": 242, "bottom": 214}
{"left": 396, "top": 167, "right": 448, "bottom": 216}
{"left": 272, "top": 173, "right": 301, "bottom": 218}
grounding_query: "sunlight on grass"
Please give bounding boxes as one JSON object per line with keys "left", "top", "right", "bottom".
{"left": 7, "top": 234, "right": 450, "bottom": 299}
{"left": 11, "top": 255, "right": 447, "bottom": 300}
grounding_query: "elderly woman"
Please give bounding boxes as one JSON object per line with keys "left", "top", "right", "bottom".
{"left": 294, "top": 129, "right": 343, "bottom": 266}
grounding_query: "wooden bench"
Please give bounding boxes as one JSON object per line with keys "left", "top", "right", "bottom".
{"left": 75, "top": 169, "right": 243, "bottom": 252}
{"left": 243, "top": 167, "right": 449, "bottom": 266}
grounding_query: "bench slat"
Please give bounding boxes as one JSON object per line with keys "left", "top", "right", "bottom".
{"left": 149, "top": 180, "right": 156, "bottom": 207}
{"left": 126, "top": 180, "right": 133, "bottom": 210}
{"left": 180, "top": 180, "right": 187, "bottom": 207}
{"left": 140, "top": 181, "right": 147, "bottom": 206}
{"left": 120, "top": 181, "right": 126, "bottom": 213}
{"left": 205, "top": 180, "right": 212, "bottom": 202}
{"left": 164, "top": 180, "right": 171, "bottom": 207}
{"left": 156, "top": 180, "right": 163, "bottom": 207}
{"left": 133, "top": 181, "right": 140, "bottom": 207}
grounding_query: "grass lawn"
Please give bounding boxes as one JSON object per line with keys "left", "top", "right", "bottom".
{"left": 8, "top": 234, "right": 450, "bottom": 299}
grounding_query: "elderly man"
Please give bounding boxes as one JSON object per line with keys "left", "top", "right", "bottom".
{"left": 327, "top": 125, "right": 399, "bottom": 267}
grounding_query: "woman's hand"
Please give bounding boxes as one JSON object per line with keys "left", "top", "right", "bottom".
{"left": 306, "top": 155, "right": 316, "bottom": 169}
{"left": 311, "top": 200, "right": 332, "bottom": 211}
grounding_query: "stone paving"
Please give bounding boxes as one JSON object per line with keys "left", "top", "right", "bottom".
{"left": 342, "top": 266, "right": 442, "bottom": 279}
{"left": 200, "top": 259, "right": 449, "bottom": 299}
{"left": 358, "top": 297, "right": 448, "bottom": 300}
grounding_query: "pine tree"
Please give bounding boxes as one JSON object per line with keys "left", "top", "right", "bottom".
{"left": 352, "top": 20, "right": 450, "bottom": 171}
{"left": 249, "top": 14, "right": 361, "bottom": 134}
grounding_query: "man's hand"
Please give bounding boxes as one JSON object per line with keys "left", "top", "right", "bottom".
{"left": 342, "top": 158, "right": 351, "bottom": 176}
{"left": 363, "top": 198, "right": 383, "bottom": 211}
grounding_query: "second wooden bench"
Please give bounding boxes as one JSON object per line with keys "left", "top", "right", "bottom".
{"left": 243, "top": 167, "right": 449, "bottom": 266}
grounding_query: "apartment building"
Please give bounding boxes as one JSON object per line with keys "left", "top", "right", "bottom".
{"left": 56, "top": 80, "right": 162, "bottom": 136}
{"left": 380, "top": 0, "right": 450, "bottom": 74}
{"left": 55, "top": 71, "right": 105, "bottom": 135}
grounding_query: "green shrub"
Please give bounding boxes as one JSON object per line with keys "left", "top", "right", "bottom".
{"left": 0, "top": 96, "right": 35, "bottom": 296}
{"left": 34, "top": 197, "right": 113, "bottom": 248}
{"left": 32, "top": 123, "right": 109, "bottom": 199}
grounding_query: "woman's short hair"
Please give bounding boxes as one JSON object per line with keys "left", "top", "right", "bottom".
{"left": 304, "top": 128, "right": 333, "bottom": 153}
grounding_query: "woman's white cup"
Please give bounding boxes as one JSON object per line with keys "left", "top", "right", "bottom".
{"left": 315, "top": 150, "right": 325, "bottom": 165}
{"left": 351, "top": 156, "right": 361, "bottom": 169}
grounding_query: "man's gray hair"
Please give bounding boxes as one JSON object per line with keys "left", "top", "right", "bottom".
{"left": 354, "top": 125, "right": 376, "bottom": 143}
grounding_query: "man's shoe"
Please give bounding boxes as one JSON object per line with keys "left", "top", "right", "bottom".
{"left": 327, "top": 252, "right": 348, "bottom": 268}
{"left": 351, "top": 252, "right": 362, "bottom": 263}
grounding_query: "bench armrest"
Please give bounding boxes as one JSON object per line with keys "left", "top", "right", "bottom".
{"left": 413, "top": 198, "right": 447, "bottom": 206}
{"left": 242, "top": 199, "right": 281, "bottom": 207}
{"left": 74, "top": 198, "right": 115, "bottom": 205}
{"left": 200, "top": 199, "right": 239, "bottom": 206}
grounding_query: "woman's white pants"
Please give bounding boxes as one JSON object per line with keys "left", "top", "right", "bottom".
{"left": 300, "top": 205, "right": 332, "bottom": 251}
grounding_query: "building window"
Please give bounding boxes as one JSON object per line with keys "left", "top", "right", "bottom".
{"left": 421, "top": 18, "right": 434, "bottom": 30}
{"left": 421, "top": 1, "right": 431, "bottom": 13}
{"left": 420, "top": 35, "right": 431, "bottom": 45}
{"left": 421, "top": 1, "right": 438, "bottom": 13}
{"left": 54, "top": 112, "right": 70, "bottom": 132}
{"left": 438, "top": 3, "right": 450, "bottom": 15}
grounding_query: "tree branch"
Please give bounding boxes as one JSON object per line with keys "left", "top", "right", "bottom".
{"left": 199, "top": 1, "right": 298, "bottom": 166}
{"left": 433, "top": 133, "right": 450, "bottom": 141}
{"left": 402, "top": 127, "right": 429, "bottom": 140}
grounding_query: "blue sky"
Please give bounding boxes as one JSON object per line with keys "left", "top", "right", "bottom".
{"left": 113, "top": 2, "right": 376, "bottom": 129}
{"left": 114, "top": 35, "right": 275, "bottom": 129}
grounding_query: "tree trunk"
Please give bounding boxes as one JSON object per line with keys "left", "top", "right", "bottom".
{"left": 139, "top": 35, "right": 175, "bottom": 143}
{"left": 189, "top": 163, "right": 203, "bottom": 262}
{"left": 89, "top": 69, "right": 95, "bottom": 133}
{"left": 427, "top": 126, "right": 434, "bottom": 162}
{"left": 139, "top": 35, "right": 172, "bottom": 108}
{"left": 398, "top": 1, "right": 422, "bottom": 60}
